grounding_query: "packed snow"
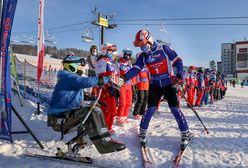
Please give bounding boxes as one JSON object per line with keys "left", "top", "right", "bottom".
{"left": 0, "top": 85, "right": 248, "bottom": 168}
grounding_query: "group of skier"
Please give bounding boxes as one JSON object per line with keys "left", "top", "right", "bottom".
{"left": 184, "top": 66, "right": 227, "bottom": 107}
{"left": 47, "top": 29, "right": 228, "bottom": 156}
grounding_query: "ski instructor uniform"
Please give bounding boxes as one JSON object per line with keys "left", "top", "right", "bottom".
{"left": 123, "top": 30, "right": 190, "bottom": 150}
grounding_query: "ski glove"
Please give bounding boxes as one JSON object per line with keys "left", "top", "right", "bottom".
{"left": 109, "top": 76, "right": 124, "bottom": 87}
{"left": 171, "top": 75, "right": 183, "bottom": 85}
{"left": 98, "top": 76, "right": 110, "bottom": 86}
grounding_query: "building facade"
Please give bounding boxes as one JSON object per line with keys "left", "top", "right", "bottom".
{"left": 235, "top": 41, "right": 248, "bottom": 79}
{"left": 221, "top": 43, "right": 234, "bottom": 76}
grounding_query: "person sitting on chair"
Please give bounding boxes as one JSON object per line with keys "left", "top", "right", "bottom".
{"left": 47, "top": 55, "right": 126, "bottom": 155}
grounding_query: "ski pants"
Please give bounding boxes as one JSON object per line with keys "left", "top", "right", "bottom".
{"left": 195, "top": 88, "right": 204, "bottom": 106}
{"left": 133, "top": 90, "right": 149, "bottom": 116}
{"left": 177, "top": 89, "right": 183, "bottom": 108}
{"left": 140, "top": 84, "right": 188, "bottom": 132}
{"left": 201, "top": 91, "right": 209, "bottom": 105}
{"left": 117, "top": 84, "right": 132, "bottom": 119}
{"left": 99, "top": 85, "right": 117, "bottom": 131}
{"left": 187, "top": 86, "right": 195, "bottom": 106}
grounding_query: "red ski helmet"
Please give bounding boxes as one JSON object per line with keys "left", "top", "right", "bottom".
{"left": 133, "top": 30, "right": 154, "bottom": 47}
{"left": 189, "top": 66, "right": 196, "bottom": 71}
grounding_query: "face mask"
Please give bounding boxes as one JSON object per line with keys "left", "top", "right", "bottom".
{"left": 91, "top": 50, "right": 97, "bottom": 56}
{"left": 106, "top": 51, "right": 113, "bottom": 58}
{"left": 141, "top": 44, "right": 151, "bottom": 54}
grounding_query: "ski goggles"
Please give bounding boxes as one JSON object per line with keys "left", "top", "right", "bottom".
{"left": 63, "top": 57, "right": 86, "bottom": 66}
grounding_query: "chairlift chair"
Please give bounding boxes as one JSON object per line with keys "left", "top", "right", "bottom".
{"left": 45, "top": 30, "right": 57, "bottom": 46}
{"left": 82, "top": 27, "right": 94, "bottom": 43}
{"left": 20, "top": 34, "right": 35, "bottom": 45}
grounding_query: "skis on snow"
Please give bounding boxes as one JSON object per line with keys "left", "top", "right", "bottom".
{"left": 25, "top": 152, "right": 93, "bottom": 165}
{"left": 173, "top": 133, "right": 194, "bottom": 168}
{"left": 136, "top": 126, "right": 154, "bottom": 168}
{"left": 141, "top": 145, "right": 154, "bottom": 168}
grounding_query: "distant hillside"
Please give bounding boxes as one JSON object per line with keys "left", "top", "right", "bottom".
{"left": 12, "top": 44, "right": 89, "bottom": 59}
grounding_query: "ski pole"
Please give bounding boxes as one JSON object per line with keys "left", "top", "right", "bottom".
{"left": 175, "top": 84, "right": 209, "bottom": 134}
{"left": 180, "top": 91, "right": 209, "bottom": 134}
{"left": 81, "top": 88, "right": 102, "bottom": 126}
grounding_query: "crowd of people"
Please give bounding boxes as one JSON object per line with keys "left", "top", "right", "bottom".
{"left": 46, "top": 29, "right": 228, "bottom": 154}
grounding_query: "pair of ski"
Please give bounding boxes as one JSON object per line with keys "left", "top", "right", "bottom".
{"left": 139, "top": 133, "right": 193, "bottom": 168}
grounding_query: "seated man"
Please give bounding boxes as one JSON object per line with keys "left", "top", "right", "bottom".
{"left": 47, "top": 54, "right": 126, "bottom": 155}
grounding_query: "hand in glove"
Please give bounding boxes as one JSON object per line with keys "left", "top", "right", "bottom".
{"left": 171, "top": 75, "right": 183, "bottom": 85}
{"left": 109, "top": 76, "right": 124, "bottom": 87}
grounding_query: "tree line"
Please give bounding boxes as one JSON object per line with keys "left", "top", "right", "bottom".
{"left": 12, "top": 44, "right": 89, "bottom": 59}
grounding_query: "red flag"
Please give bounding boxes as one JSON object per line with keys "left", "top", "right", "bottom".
{"left": 37, "top": 0, "right": 45, "bottom": 82}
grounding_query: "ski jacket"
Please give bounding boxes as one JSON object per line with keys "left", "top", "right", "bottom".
{"left": 86, "top": 55, "right": 97, "bottom": 76}
{"left": 47, "top": 70, "right": 109, "bottom": 115}
{"left": 137, "top": 67, "right": 150, "bottom": 90}
{"left": 125, "top": 42, "right": 183, "bottom": 87}
{"left": 118, "top": 58, "right": 132, "bottom": 84}
{"left": 185, "top": 71, "right": 196, "bottom": 88}
{"left": 204, "top": 74, "right": 211, "bottom": 92}
{"left": 95, "top": 55, "right": 117, "bottom": 77}
{"left": 196, "top": 72, "right": 205, "bottom": 89}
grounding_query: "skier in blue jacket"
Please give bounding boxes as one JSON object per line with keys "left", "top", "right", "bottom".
{"left": 47, "top": 54, "right": 126, "bottom": 154}
{"left": 123, "top": 30, "right": 190, "bottom": 150}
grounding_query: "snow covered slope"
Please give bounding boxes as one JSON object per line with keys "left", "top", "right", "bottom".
{"left": 0, "top": 85, "right": 247, "bottom": 168}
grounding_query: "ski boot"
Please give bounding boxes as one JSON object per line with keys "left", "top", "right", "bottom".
{"left": 139, "top": 128, "right": 147, "bottom": 147}
{"left": 180, "top": 131, "right": 192, "bottom": 150}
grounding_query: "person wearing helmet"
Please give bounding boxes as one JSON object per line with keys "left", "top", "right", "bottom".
{"left": 87, "top": 45, "right": 98, "bottom": 77}
{"left": 47, "top": 55, "right": 126, "bottom": 155}
{"left": 116, "top": 48, "right": 134, "bottom": 126}
{"left": 123, "top": 30, "right": 190, "bottom": 150}
{"left": 195, "top": 67, "right": 205, "bottom": 106}
{"left": 185, "top": 66, "right": 197, "bottom": 106}
{"left": 95, "top": 42, "right": 121, "bottom": 134}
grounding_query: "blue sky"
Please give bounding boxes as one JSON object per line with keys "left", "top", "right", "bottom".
{"left": 12, "top": 0, "right": 248, "bottom": 67}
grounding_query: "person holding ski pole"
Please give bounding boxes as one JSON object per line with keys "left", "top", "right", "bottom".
{"left": 122, "top": 29, "right": 191, "bottom": 150}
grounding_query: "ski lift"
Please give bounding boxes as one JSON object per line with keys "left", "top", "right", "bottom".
{"left": 160, "top": 19, "right": 166, "bottom": 33}
{"left": 11, "top": 36, "right": 20, "bottom": 44}
{"left": 81, "top": 27, "right": 94, "bottom": 43}
{"left": 21, "top": 34, "right": 35, "bottom": 45}
{"left": 45, "top": 30, "right": 57, "bottom": 46}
